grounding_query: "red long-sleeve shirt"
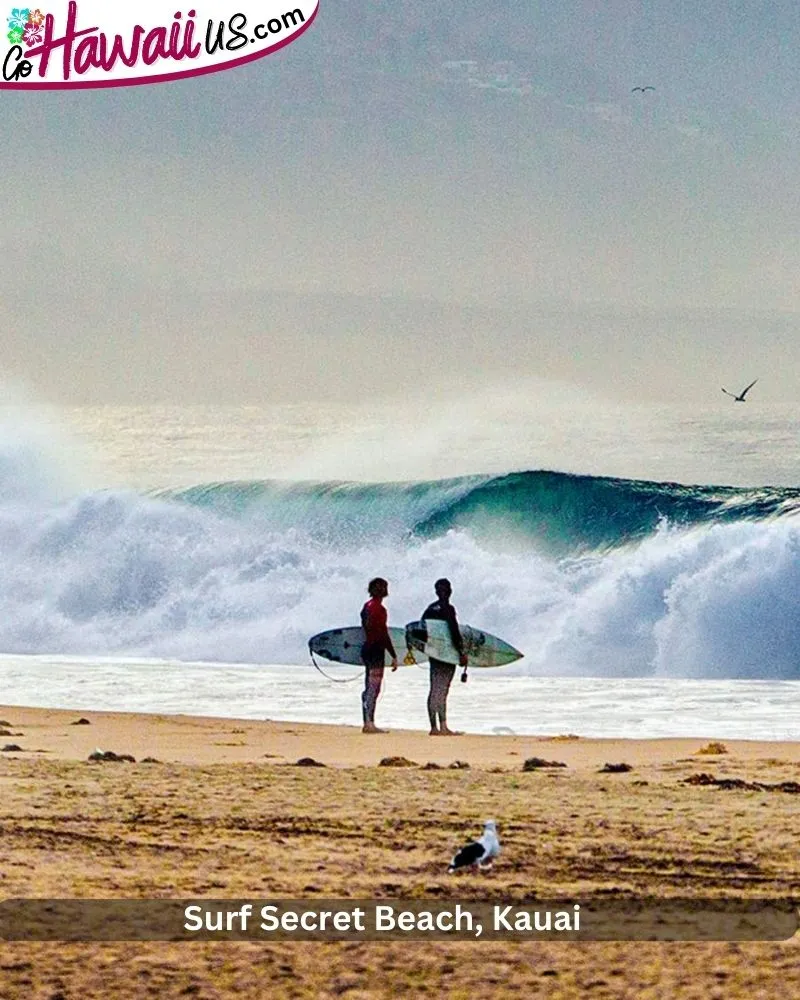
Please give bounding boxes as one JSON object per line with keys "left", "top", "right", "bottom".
{"left": 361, "top": 598, "right": 397, "bottom": 657}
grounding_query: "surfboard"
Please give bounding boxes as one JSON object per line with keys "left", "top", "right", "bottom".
{"left": 404, "top": 619, "right": 523, "bottom": 668}
{"left": 308, "top": 626, "right": 427, "bottom": 667}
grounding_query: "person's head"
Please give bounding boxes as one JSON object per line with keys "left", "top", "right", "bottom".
{"left": 368, "top": 577, "right": 389, "bottom": 598}
{"left": 434, "top": 578, "right": 452, "bottom": 600}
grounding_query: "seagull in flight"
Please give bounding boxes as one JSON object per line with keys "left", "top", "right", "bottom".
{"left": 447, "top": 820, "right": 500, "bottom": 873}
{"left": 631, "top": 86, "right": 655, "bottom": 92}
{"left": 721, "top": 378, "right": 758, "bottom": 402}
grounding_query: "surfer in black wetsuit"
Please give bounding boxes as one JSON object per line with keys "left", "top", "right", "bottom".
{"left": 360, "top": 577, "right": 398, "bottom": 734}
{"left": 422, "top": 578, "right": 468, "bottom": 736}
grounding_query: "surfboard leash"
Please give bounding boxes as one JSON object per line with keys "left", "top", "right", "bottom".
{"left": 309, "top": 649, "right": 363, "bottom": 683}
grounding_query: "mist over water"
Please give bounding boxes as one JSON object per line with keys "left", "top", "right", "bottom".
{"left": 0, "top": 394, "right": 799, "bottom": 680}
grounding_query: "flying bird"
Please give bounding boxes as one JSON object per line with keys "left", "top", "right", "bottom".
{"left": 447, "top": 820, "right": 500, "bottom": 873}
{"left": 631, "top": 86, "right": 655, "bottom": 92}
{"left": 721, "top": 378, "right": 758, "bottom": 402}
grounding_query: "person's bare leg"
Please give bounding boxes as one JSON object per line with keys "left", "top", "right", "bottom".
{"left": 362, "top": 668, "right": 387, "bottom": 733}
{"left": 427, "top": 668, "right": 439, "bottom": 735}
{"left": 438, "top": 664, "right": 462, "bottom": 734}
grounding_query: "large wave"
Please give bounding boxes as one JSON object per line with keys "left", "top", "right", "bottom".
{"left": 1, "top": 423, "right": 800, "bottom": 679}
{"left": 157, "top": 471, "right": 800, "bottom": 554}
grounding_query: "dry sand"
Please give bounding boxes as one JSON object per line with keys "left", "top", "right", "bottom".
{"left": 0, "top": 704, "right": 799, "bottom": 998}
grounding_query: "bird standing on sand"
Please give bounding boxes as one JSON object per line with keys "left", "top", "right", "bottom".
{"left": 447, "top": 820, "right": 500, "bottom": 873}
{"left": 721, "top": 378, "right": 758, "bottom": 402}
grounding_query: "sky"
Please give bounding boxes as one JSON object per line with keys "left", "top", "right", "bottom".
{"left": 2, "top": 0, "right": 800, "bottom": 405}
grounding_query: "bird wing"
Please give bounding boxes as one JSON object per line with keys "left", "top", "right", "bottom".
{"left": 643, "top": 86, "right": 655, "bottom": 91}
{"left": 450, "top": 840, "right": 486, "bottom": 869}
{"left": 740, "top": 378, "right": 758, "bottom": 398}
{"left": 721, "top": 388, "right": 735, "bottom": 397}
{"left": 631, "top": 87, "right": 643, "bottom": 92}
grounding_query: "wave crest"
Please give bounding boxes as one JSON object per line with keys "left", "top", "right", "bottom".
{"left": 0, "top": 464, "right": 796, "bottom": 679}
{"left": 158, "top": 471, "right": 800, "bottom": 554}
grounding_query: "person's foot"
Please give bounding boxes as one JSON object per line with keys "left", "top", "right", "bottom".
{"left": 429, "top": 728, "right": 441, "bottom": 736}
{"left": 362, "top": 724, "right": 388, "bottom": 734}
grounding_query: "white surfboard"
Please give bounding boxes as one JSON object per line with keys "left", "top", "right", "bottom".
{"left": 308, "top": 626, "right": 426, "bottom": 667}
{"left": 405, "top": 619, "right": 522, "bottom": 667}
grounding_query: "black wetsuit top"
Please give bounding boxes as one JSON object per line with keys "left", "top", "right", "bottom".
{"left": 422, "top": 599, "right": 464, "bottom": 665}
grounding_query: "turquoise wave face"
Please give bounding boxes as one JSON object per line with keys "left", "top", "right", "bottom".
{"left": 1, "top": 469, "right": 799, "bottom": 675}
{"left": 154, "top": 471, "right": 800, "bottom": 556}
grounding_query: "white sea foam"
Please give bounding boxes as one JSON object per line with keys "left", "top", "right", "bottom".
{"left": 1, "top": 655, "right": 798, "bottom": 740}
{"left": 0, "top": 478, "right": 798, "bottom": 681}
{"left": 0, "top": 391, "right": 798, "bottom": 712}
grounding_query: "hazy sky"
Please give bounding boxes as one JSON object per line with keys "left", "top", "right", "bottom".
{"left": 2, "top": 1, "right": 800, "bottom": 404}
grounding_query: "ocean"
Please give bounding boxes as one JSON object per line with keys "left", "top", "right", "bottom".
{"left": 1, "top": 389, "right": 799, "bottom": 738}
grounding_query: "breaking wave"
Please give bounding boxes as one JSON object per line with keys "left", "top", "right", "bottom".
{"left": 1, "top": 423, "right": 800, "bottom": 680}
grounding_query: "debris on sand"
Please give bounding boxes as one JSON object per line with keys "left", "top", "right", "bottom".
{"left": 522, "top": 757, "right": 567, "bottom": 771}
{"left": 88, "top": 750, "right": 136, "bottom": 763}
{"left": 378, "top": 756, "right": 417, "bottom": 768}
{"left": 695, "top": 741, "right": 729, "bottom": 755}
{"left": 599, "top": 762, "right": 633, "bottom": 773}
{"left": 295, "top": 757, "right": 326, "bottom": 767}
{"left": 685, "top": 773, "right": 800, "bottom": 793}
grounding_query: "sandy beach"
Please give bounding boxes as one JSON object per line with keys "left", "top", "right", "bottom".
{"left": 0, "top": 704, "right": 798, "bottom": 998}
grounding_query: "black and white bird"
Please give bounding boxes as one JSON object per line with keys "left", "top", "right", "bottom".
{"left": 721, "top": 378, "right": 758, "bottom": 402}
{"left": 447, "top": 820, "right": 500, "bottom": 873}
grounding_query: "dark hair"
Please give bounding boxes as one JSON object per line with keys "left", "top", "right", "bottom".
{"left": 368, "top": 577, "right": 388, "bottom": 596}
{"left": 435, "top": 578, "right": 452, "bottom": 592}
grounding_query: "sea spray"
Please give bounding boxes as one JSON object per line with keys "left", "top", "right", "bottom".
{"left": 0, "top": 422, "right": 798, "bottom": 676}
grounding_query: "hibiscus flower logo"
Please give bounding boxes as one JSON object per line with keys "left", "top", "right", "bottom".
{"left": 6, "top": 7, "right": 29, "bottom": 31}
{"left": 22, "top": 18, "right": 41, "bottom": 44}
{"left": 6, "top": 7, "right": 47, "bottom": 47}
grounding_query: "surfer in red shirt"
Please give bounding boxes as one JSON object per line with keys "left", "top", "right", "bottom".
{"left": 360, "top": 577, "right": 398, "bottom": 734}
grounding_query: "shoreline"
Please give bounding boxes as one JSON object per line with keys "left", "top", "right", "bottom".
{"left": 3, "top": 703, "right": 800, "bottom": 768}
{"left": 4, "top": 656, "right": 800, "bottom": 742}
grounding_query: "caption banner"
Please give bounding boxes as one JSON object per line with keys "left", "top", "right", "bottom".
{"left": 0, "top": 898, "right": 797, "bottom": 941}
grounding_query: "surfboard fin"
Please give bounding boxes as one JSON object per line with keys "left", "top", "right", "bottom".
{"left": 403, "top": 650, "right": 417, "bottom": 665}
